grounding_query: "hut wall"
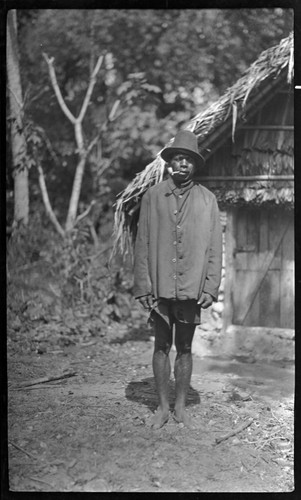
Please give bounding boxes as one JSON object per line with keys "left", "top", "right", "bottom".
{"left": 196, "top": 88, "right": 294, "bottom": 205}
{"left": 194, "top": 86, "right": 294, "bottom": 331}
{"left": 223, "top": 206, "right": 294, "bottom": 329}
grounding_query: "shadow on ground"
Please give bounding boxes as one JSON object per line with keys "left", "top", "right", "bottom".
{"left": 125, "top": 376, "right": 201, "bottom": 412}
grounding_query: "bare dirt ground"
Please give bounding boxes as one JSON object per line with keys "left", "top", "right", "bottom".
{"left": 7, "top": 323, "right": 294, "bottom": 493}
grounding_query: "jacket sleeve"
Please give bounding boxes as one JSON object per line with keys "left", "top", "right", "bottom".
{"left": 202, "top": 196, "right": 223, "bottom": 301}
{"left": 133, "top": 191, "right": 153, "bottom": 298}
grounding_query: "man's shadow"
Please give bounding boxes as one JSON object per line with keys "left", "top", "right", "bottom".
{"left": 125, "top": 377, "right": 200, "bottom": 412}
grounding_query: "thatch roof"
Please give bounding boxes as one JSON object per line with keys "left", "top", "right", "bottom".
{"left": 113, "top": 33, "right": 294, "bottom": 256}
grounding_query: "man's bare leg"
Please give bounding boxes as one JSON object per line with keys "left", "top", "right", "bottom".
{"left": 150, "top": 313, "right": 172, "bottom": 429}
{"left": 151, "top": 350, "right": 171, "bottom": 428}
{"left": 174, "top": 322, "right": 195, "bottom": 428}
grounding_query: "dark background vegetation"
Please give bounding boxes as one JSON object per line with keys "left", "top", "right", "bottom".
{"left": 6, "top": 9, "right": 293, "bottom": 349}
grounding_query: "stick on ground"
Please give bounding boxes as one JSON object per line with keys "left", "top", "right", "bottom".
{"left": 215, "top": 418, "right": 254, "bottom": 445}
{"left": 15, "top": 371, "right": 77, "bottom": 388}
{"left": 9, "top": 440, "right": 38, "bottom": 460}
{"left": 29, "top": 476, "right": 55, "bottom": 488}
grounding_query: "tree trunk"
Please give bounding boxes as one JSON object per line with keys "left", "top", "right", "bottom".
{"left": 7, "top": 10, "right": 29, "bottom": 227}
{"left": 65, "top": 155, "right": 87, "bottom": 232}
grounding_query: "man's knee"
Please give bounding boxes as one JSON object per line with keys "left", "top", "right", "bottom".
{"left": 154, "top": 339, "right": 172, "bottom": 355}
{"left": 152, "top": 311, "right": 172, "bottom": 355}
{"left": 175, "top": 341, "right": 192, "bottom": 356}
{"left": 175, "top": 323, "right": 195, "bottom": 355}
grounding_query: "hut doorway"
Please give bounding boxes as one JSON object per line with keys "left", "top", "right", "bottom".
{"left": 224, "top": 207, "right": 294, "bottom": 329}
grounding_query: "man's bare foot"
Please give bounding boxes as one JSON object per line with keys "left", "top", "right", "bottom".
{"left": 150, "top": 408, "right": 169, "bottom": 429}
{"left": 173, "top": 408, "right": 193, "bottom": 429}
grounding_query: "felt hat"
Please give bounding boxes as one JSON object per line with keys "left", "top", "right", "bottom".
{"left": 160, "top": 130, "right": 204, "bottom": 168}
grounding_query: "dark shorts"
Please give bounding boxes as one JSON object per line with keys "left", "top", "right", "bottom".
{"left": 150, "top": 298, "right": 201, "bottom": 327}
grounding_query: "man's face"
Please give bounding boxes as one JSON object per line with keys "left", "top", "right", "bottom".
{"left": 169, "top": 153, "right": 196, "bottom": 182}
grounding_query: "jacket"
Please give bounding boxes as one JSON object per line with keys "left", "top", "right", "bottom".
{"left": 133, "top": 176, "right": 222, "bottom": 301}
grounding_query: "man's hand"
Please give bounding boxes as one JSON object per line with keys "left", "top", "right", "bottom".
{"left": 198, "top": 292, "right": 213, "bottom": 309}
{"left": 138, "top": 294, "right": 154, "bottom": 311}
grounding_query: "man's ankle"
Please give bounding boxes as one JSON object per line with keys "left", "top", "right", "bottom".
{"left": 159, "top": 402, "right": 169, "bottom": 411}
{"left": 174, "top": 401, "right": 185, "bottom": 413}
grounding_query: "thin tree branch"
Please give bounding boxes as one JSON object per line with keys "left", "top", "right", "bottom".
{"left": 87, "top": 133, "right": 101, "bottom": 155}
{"left": 39, "top": 129, "right": 60, "bottom": 165}
{"left": 97, "top": 160, "right": 112, "bottom": 178}
{"left": 87, "top": 117, "right": 111, "bottom": 155}
{"left": 87, "top": 219, "right": 99, "bottom": 247}
{"left": 37, "top": 163, "right": 65, "bottom": 237}
{"left": 42, "top": 52, "right": 76, "bottom": 124}
{"left": 108, "top": 99, "right": 120, "bottom": 122}
{"left": 25, "top": 84, "right": 49, "bottom": 107}
{"left": 78, "top": 55, "right": 104, "bottom": 122}
{"left": 75, "top": 200, "right": 96, "bottom": 224}
{"left": 6, "top": 85, "right": 23, "bottom": 110}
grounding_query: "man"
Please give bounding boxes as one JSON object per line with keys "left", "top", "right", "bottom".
{"left": 133, "top": 130, "right": 222, "bottom": 429}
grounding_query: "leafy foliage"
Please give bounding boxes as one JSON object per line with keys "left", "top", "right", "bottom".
{"left": 13, "top": 8, "right": 292, "bottom": 223}
{"left": 7, "top": 209, "right": 144, "bottom": 352}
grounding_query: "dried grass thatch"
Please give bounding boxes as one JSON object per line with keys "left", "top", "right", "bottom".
{"left": 112, "top": 33, "right": 294, "bottom": 256}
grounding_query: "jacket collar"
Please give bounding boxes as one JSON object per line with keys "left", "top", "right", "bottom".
{"left": 166, "top": 175, "right": 194, "bottom": 195}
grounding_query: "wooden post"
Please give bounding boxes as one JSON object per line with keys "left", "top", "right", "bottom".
{"left": 280, "top": 216, "right": 294, "bottom": 328}
{"left": 222, "top": 208, "right": 235, "bottom": 332}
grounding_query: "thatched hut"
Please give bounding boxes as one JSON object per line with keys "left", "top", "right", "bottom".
{"left": 113, "top": 33, "right": 294, "bottom": 335}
